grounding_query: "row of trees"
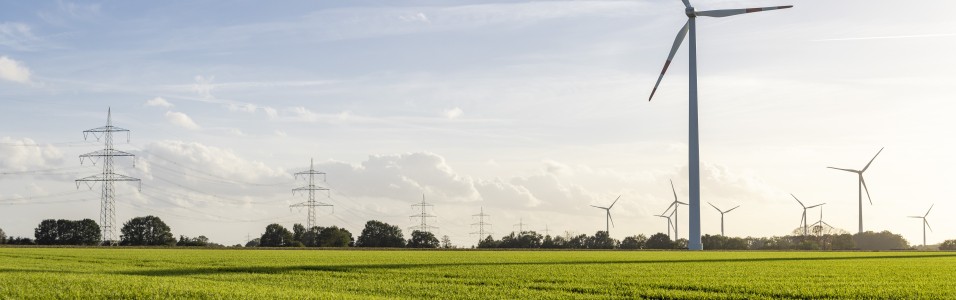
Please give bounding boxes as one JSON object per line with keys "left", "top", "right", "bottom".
{"left": 475, "top": 231, "right": 683, "bottom": 249}
{"left": 247, "top": 220, "right": 449, "bottom": 248}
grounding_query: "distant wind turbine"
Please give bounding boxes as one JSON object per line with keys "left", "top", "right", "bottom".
{"left": 591, "top": 195, "right": 621, "bottom": 236}
{"left": 707, "top": 202, "right": 740, "bottom": 236}
{"left": 828, "top": 147, "right": 883, "bottom": 234}
{"left": 655, "top": 210, "right": 676, "bottom": 239}
{"left": 908, "top": 204, "right": 934, "bottom": 247}
{"left": 792, "top": 194, "right": 824, "bottom": 236}
{"left": 662, "top": 180, "right": 688, "bottom": 240}
{"left": 810, "top": 204, "right": 835, "bottom": 236}
{"left": 649, "top": 0, "right": 793, "bottom": 250}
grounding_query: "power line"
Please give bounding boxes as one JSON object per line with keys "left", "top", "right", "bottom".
{"left": 409, "top": 194, "right": 437, "bottom": 233}
{"left": 289, "top": 158, "right": 333, "bottom": 229}
{"left": 470, "top": 207, "right": 492, "bottom": 243}
{"left": 74, "top": 108, "right": 141, "bottom": 245}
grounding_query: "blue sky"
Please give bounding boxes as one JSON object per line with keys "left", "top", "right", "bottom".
{"left": 2, "top": 0, "right": 955, "bottom": 246}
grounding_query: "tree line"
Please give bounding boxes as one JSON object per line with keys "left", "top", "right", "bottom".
{"left": 0, "top": 220, "right": 951, "bottom": 250}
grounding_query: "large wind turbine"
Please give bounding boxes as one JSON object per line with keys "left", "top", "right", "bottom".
{"left": 827, "top": 147, "right": 883, "bottom": 234}
{"left": 908, "top": 204, "right": 934, "bottom": 247}
{"left": 662, "top": 179, "right": 688, "bottom": 240}
{"left": 591, "top": 195, "right": 621, "bottom": 235}
{"left": 649, "top": 0, "right": 793, "bottom": 250}
{"left": 792, "top": 194, "right": 823, "bottom": 236}
{"left": 707, "top": 202, "right": 739, "bottom": 236}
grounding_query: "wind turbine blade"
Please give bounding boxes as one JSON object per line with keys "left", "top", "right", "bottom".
{"left": 725, "top": 205, "right": 741, "bottom": 213}
{"left": 609, "top": 195, "right": 621, "bottom": 209}
{"left": 670, "top": 179, "right": 679, "bottom": 202}
{"left": 862, "top": 147, "right": 884, "bottom": 172}
{"left": 695, "top": 5, "right": 793, "bottom": 18}
{"left": 925, "top": 204, "right": 934, "bottom": 217}
{"left": 908, "top": 216, "right": 923, "bottom": 218}
{"left": 827, "top": 167, "right": 859, "bottom": 173}
{"left": 806, "top": 204, "right": 824, "bottom": 209}
{"left": 676, "top": 201, "right": 689, "bottom": 205}
{"left": 608, "top": 212, "right": 615, "bottom": 228}
{"left": 680, "top": 0, "right": 690, "bottom": 9}
{"left": 649, "top": 22, "right": 689, "bottom": 101}
{"left": 925, "top": 220, "right": 932, "bottom": 232}
{"left": 664, "top": 202, "right": 677, "bottom": 214}
{"left": 591, "top": 205, "right": 607, "bottom": 210}
{"left": 708, "top": 202, "right": 720, "bottom": 212}
{"left": 861, "top": 177, "right": 873, "bottom": 205}
{"left": 791, "top": 194, "right": 806, "bottom": 208}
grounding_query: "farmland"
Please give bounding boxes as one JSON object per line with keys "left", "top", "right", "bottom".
{"left": 0, "top": 248, "right": 953, "bottom": 299}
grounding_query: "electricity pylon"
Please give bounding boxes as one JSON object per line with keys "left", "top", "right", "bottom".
{"left": 75, "top": 108, "right": 141, "bottom": 245}
{"left": 290, "top": 158, "right": 332, "bottom": 229}
{"left": 471, "top": 207, "right": 492, "bottom": 243}
{"left": 410, "top": 194, "right": 437, "bottom": 233}
{"left": 513, "top": 218, "right": 527, "bottom": 234}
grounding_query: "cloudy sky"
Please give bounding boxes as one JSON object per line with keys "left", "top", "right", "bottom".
{"left": 2, "top": 0, "right": 954, "bottom": 247}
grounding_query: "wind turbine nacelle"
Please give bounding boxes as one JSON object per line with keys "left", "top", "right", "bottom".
{"left": 686, "top": 7, "right": 696, "bottom": 17}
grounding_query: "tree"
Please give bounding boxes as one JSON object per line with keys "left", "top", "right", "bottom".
{"left": 853, "top": 231, "right": 909, "bottom": 250}
{"left": 356, "top": 220, "right": 405, "bottom": 247}
{"left": 177, "top": 235, "right": 210, "bottom": 247}
{"left": 259, "top": 224, "right": 294, "bottom": 247}
{"left": 34, "top": 219, "right": 101, "bottom": 245}
{"left": 441, "top": 235, "right": 453, "bottom": 249}
{"left": 586, "top": 231, "right": 618, "bottom": 249}
{"left": 407, "top": 230, "right": 440, "bottom": 248}
{"left": 0, "top": 227, "right": 5, "bottom": 244}
{"left": 477, "top": 235, "right": 499, "bottom": 248}
{"left": 621, "top": 234, "right": 647, "bottom": 249}
{"left": 566, "top": 234, "right": 588, "bottom": 249}
{"left": 244, "top": 238, "right": 261, "bottom": 247}
{"left": 120, "top": 216, "right": 175, "bottom": 246}
{"left": 317, "top": 226, "right": 353, "bottom": 247}
{"left": 645, "top": 233, "right": 673, "bottom": 249}
{"left": 940, "top": 240, "right": 956, "bottom": 251}
{"left": 292, "top": 223, "right": 306, "bottom": 242}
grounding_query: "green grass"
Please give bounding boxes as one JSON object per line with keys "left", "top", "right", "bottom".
{"left": 0, "top": 248, "right": 953, "bottom": 299}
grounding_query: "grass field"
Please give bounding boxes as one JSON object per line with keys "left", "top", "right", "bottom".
{"left": 0, "top": 248, "right": 953, "bottom": 299}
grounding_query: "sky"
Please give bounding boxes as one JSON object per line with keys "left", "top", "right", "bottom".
{"left": 2, "top": 0, "right": 955, "bottom": 247}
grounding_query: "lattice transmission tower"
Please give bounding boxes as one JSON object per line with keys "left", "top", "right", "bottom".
{"left": 409, "top": 194, "right": 437, "bottom": 233}
{"left": 513, "top": 218, "right": 527, "bottom": 234}
{"left": 75, "top": 108, "right": 141, "bottom": 245}
{"left": 290, "top": 158, "right": 332, "bottom": 229}
{"left": 470, "top": 207, "right": 492, "bottom": 243}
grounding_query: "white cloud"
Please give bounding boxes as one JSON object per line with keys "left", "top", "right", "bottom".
{"left": 274, "top": 130, "right": 287, "bottom": 137}
{"left": 192, "top": 75, "right": 215, "bottom": 99}
{"left": 0, "top": 137, "right": 64, "bottom": 170}
{"left": 263, "top": 106, "right": 278, "bottom": 118}
{"left": 0, "top": 56, "right": 32, "bottom": 83}
{"left": 141, "top": 140, "right": 288, "bottom": 184}
{"left": 145, "top": 97, "right": 173, "bottom": 108}
{"left": 443, "top": 107, "right": 463, "bottom": 119}
{"left": 164, "top": 111, "right": 200, "bottom": 130}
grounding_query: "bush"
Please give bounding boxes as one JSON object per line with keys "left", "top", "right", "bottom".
{"left": 940, "top": 240, "right": 956, "bottom": 251}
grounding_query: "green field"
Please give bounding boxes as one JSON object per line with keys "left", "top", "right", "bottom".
{"left": 0, "top": 248, "right": 953, "bottom": 299}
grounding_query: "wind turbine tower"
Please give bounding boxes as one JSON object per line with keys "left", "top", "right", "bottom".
{"left": 707, "top": 202, "right": 740, "bottom": 236}
{"left": 590, "top": 195, "right": 621, "bottom": 236}
{"left": 828, "top": 147, "right": 883, "bottom": 233}
{"left": 792, "top": 194, "right": 823, "bottom": 236}
{"left": 290, "top": 158, "right": 333, "bottom": 230}
{"left": 75, "top": 108, "right": 141, "bottom": 245}
{"left": 655, "top": 210, "right": 676, "bottom": 239}
{"left": 908, "top": 204, "right": 934, "bottom": 247}
{"left": 649, "top": 0, "right": 793, "bottom": 250}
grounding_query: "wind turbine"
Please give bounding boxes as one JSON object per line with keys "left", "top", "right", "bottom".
{"left": 649, "top": 0, "right": 793, "bottom": 250}
{"left": 908, "top": 204, "right": 934, "bottom": 247}
{"left": 827, "top": 147, "right": 883, "bottom": 234}
{"left": 792, "top": 194, "right": 823, "bottom": 236}
{"left": 590, "top": 195, "right": 621, "bottom": 236}
{"left": 662, "top": 179, "right": 688, "bottom": 240}
{"left": 707, "top": 202, "right": 740, "bottom": 236}
{"left": 655, "top": 210, "right": 676, "bottom": 239}
{"left": 810, "top": 204, "right": 835, "bottom": 236}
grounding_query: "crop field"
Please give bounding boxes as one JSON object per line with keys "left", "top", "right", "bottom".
{"left": 0, "top": 248, "right": 953, "bottom": 299}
